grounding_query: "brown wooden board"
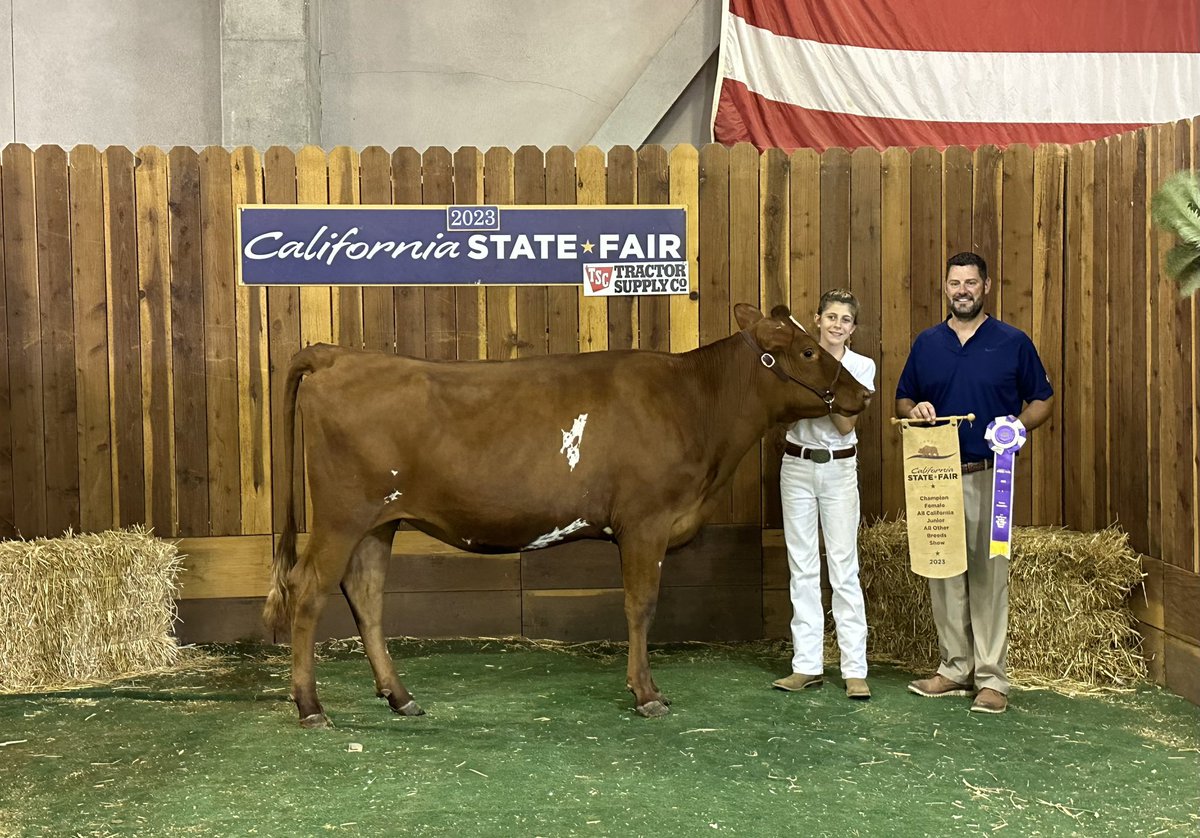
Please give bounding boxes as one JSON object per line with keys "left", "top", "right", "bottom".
{"left": 972, "top": 145, "right": 1003, "bottom": 311}
{"left": 728, "top": 143, "right": 761, "bottom": 525}
{"left": 1000, "top": 144, "right": 1035, "bottom": 526}
{"left": 1031, "top": 145, "right": 1064, "bottom": 526}
{"left": 819, "top": 147, "right": 851, "bottom": 293}
{"left": 3, "top": 145, "right": 47, "bottom": 535}
{"left": 788, "top": 149, "right": 822, "bottom": 323}
{"left": 760, "top": 148, "right": 790, "bottom": 312}
{"left": 359, "top": 147, "right": 396, "bottom": 353}
{"left": 943, "top": 145, "right": 974, "bottom": 259}
{"left": 168, "top": 147, "right": 208, "bottom": 537}
{"left": 850, "top": 147, "right": 883, "bottom": 522}
{"left": 328, "top": 147, "right": 363, "bottom": 350}
{"left": 545, "top": 146, "right": 580, "bottom": 356}
{"left": 1130, "top": 554, "right": 1164, "bottom": 629}
{"left": 296, "top": 147, "right": 333, "bottom": 356}
{"left": 422, "top": 147, "right": 457, "bottom": 360}
{"left": 879, "top": 148, "right": 911, "bottom": 518}
{"left": 1164, "top": 563, "right": 1200, "bottom": 647}
{"left": 103, "top": 147, "right": 145, "bottom": 527}
{"left": 453, "top": 147, "right": 486, "bottom": 360}
{"left": 514, "top": 145, "right": 549, "bottom": 357}
{"left": 605, "top": 147, "right": 637, "bottom": 349}
{"left": 1128, "top": 131, "right": 1151, "bottom": 554}
{"left": 576, "top": 146, "right": 608, "bottom": 353}
{"left": 264, "top": 147, "right": 303, "bottom": 532}
{"left": 34, "top": 145, "right": 80, "bottom": 535}
{"left": 316, "top": 591, "right": 523, "bottom": 643}
{"left": 391, "top": 147, "right": 426, "bottom": 358}
{"left": 1168, "top": 119, "right": 1197, "bottom": 571}
{"left": 1108, "top": 132, "right": 1150, "bottom": 552}
{"left": 636, "top": 144, "right": 671, "bottom": 353}
{"left": 1164, "top": 635, "right": 1200, "bottom": 706}
{"left": 0, "top": 156, "right": 9, "bottom": 538}
{"left": 1193, "top": 116, "right": 1199, "bottom": 572}
{"left": 199, "top": 147, "right": 241, "bottom": 535}
{"left": 1063, "top": 142, "right": 1096, "bottom": 532}
{"left": 69, "top": 146, "right": 113, "bottom": 532}
{"left": 136, "top": 147, "right": 177, "bottom": 535}
{"left": 521, "top": 585, "right": 762, "bottom": 643}
{"left": 174, "top": 597, "right": 271, "bottom": 644}
{"left": 1090, "top": 140, "right": 1111, "bottom": 527}
{"left": 909, "top": 147, "right": 942, "bottom": 337}
{"left": 698, "top": 144, "right": 732, "bottom": 523}
{"left": 176, "top": 535, "right": 273, "bottom": 599}
{"left": 483, "top": 147, "right": 517, "bottom": 359}
{"left": 231, "top": 147, "right": 272, "bottom": 535}
{"left": 669, "top": 145, "right": 700, "bottom": 353}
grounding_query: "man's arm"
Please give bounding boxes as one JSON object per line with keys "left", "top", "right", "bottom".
{"left": 1017, "top": 397, "right": 1054, "bottom": 431}
{"left": 896, "top": 398, "right": 937, "bottom": 422}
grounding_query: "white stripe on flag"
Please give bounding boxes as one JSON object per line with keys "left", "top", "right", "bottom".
{"left": 724, "top": 16, "right": 1200, "bottom": 125}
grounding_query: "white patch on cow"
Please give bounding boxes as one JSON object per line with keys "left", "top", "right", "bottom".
{"left": 391, "top": 469, "right": 399, "bottom": 476}
{"left": 385, "top": 490, "right": 403, "bottom": 502}
{"left": 603, "top": 526, "right": 613, "bottom": 535}
{"left": 463, "top": 538, "right": 472, "bottom": 546}
{"left": 559, "top": 413, "right": 588, "bottom": 472}
{"left": 525, "top": 518, "right": 589, "bottom": 550}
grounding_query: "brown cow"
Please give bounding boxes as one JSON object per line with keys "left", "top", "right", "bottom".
{"left": 263, "top": 303, "right": 872, "bottom": 727}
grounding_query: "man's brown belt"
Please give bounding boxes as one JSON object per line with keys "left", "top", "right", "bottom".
{"left": 961, "top": 460, "right": 993, "bottom": 474}
{"left": 783, "top": 442, "right": 856, "bottom": 463}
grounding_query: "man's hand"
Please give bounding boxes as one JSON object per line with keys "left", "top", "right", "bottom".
{"left": 897, "top": 398, "right": 937, "bottom": 422}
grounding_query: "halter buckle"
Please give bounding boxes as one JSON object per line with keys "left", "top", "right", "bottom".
{"left": 760, "top": 353, "right": 776, "bottom": 368}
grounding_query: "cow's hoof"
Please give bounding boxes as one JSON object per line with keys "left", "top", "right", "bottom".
{"left": 635, "top": 700, "right": 670, "bottom": 718}
{"left": 394, "top": 700, "right": 425, "bottom": 717}
{"left": 299, "top": 712, "right": 332, "bottom": 729}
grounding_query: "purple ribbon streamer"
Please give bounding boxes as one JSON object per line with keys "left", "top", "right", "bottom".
{"left": 986, "top": 417, "right": 1026, "bottom": 560}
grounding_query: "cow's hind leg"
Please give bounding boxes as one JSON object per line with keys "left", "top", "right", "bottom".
{"left": 618, "top": 530, "right": 671, "bottom": 717}
{"left": 341, "top": 522, "right": 424, "bottom": 717}
{"left": 289, "top": 527, "right": 363, "bottom": 728}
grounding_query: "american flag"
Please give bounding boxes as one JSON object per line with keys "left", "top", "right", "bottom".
{"left": 712, "top": 0, "right": 1200, "bottom": 151}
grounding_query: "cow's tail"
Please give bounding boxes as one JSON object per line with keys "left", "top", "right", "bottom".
{"left": 263, "top": 344, "right": 338, "bottom": 634}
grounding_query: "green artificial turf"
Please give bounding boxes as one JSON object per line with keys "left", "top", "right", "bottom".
{"left": 3, "top": 639, "right": 1198, "bottom": 837}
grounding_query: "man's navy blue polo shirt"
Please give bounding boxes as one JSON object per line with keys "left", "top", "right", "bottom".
{"left": 896, "top": 316, "right": 1053, "bottom": 462}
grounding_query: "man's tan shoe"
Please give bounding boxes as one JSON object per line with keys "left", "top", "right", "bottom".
{"left": 845, "top": 678, "right": 871, "bottom": 700}
{"left": 969, "top": 688, "right": 1008, "bottom": 714}
{"left": 772, "top": 672, "right": 823, "bottom": 691}
{"left": 907, "top": 673, "right": 973, "bottom": 698}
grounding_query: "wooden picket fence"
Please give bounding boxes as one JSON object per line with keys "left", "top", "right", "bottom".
{"left": 0, "top": 123, "right": 1196, "bottom": 578}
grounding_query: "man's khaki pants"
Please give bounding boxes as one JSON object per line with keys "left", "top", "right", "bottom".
{"left": 927, "top": 468, "right": 1009, "bottom": 694}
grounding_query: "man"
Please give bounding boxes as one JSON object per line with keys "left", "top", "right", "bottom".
{"left": 895, "top": 252, "right": 1054, "bottom": 714}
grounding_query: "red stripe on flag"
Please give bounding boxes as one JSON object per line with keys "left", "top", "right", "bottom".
{"left": 729, "top": 0, "right": 1200, "bottom": 53}
{"left": 714, "top": 80, "right": 1148, "bottom": 152}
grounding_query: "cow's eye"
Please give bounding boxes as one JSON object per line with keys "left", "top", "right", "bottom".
{"left": 803, "top": 348, "right": 815, "bottom": 359}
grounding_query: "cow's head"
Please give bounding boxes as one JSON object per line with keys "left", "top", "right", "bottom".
{"left": 734, "top": 303, "right": 873, "bottom": 421}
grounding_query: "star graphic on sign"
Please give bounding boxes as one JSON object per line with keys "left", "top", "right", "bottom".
{"left": 582, "top": 240, "right": 595, "bottom": 253}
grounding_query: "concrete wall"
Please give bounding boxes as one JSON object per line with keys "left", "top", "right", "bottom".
{"left": 8, "top": 0, "right": 719, "bottom": 150}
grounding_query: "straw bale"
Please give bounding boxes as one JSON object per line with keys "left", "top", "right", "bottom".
{"left": 0, "top": 527, "right": 183, "bottom": 692}
{"left": 849, "top": 518, "right": 1147, "bottom": 689}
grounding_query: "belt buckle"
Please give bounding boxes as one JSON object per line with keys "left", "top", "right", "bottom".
{"left": 810, "top": 449, "right": 832, "bottom": 464}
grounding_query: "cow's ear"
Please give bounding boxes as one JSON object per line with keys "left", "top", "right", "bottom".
{"left": 734, "top": 303, "right": 764, "bottom": 330}
{"left": 755, "top": 318, "right": 794, "bottom": 353}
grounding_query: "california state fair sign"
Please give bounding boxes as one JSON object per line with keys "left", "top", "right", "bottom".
{"left": 237, "top": 205, "right": 689, "bottom": 296}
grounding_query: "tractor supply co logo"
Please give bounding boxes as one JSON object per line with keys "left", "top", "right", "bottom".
{"left": 237, "top": 204, "right": 689, "bottom": 295}
{"left": 583, "top": 262, "right": 689, "bottom": 297}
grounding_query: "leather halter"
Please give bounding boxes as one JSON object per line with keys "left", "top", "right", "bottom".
{"left": 739, "top": 322, "right": 842, "bottom": 411}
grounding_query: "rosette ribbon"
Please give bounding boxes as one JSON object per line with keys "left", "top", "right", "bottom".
{"left": 985, "top": 415, "right": 1026, "bottom": 560}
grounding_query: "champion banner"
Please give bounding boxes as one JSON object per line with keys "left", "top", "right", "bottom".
{"left": 713, "top": 0, "right": 1200, "bottom": 151}
{"left": 899, "top": 419, "right": 967, "bottom": 579}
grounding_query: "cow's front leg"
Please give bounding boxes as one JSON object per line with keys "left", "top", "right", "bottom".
{"left": 618, "top": 531, "right": 670, "bottom": 717}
